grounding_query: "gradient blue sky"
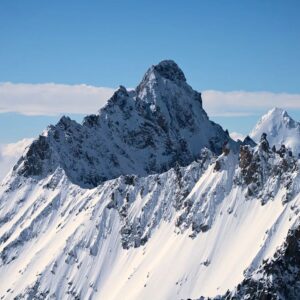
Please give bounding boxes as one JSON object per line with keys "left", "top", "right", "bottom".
{"left": 1, "top": 0, "right": 300, "bottom": 143}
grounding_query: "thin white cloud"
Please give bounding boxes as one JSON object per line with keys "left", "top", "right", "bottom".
{"left": 202, "top": 90, "right": 300, "bottom": 117}
{"left": 0, "top": 138, "right": 34, "bottom": 181}
{"left": 1, "top": 83, "right": 300, "bottom": 118}
{"left": 0, "top": 82, "right": 115, "bottom": 116}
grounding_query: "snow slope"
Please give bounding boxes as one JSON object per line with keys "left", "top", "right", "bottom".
{"left": 250, "top": 107, "right": 300, "bottom": 157}
{"left": 0, "top": 62, "right": 300, "bottom": 300}
{"left": 0, "top": 137, "right": 299, "bottom": 299}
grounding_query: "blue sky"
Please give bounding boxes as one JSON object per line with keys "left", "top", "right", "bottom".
{"left": 1, "top": 0, "right": 300, "bottom": 143}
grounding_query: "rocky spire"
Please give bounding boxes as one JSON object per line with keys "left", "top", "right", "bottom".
{"left": 259, "top": 133, "right": 270, "bottom": 152}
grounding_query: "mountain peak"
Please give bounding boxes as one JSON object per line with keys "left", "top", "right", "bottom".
{"left": 267, "top": 107, "right": 288, "bottom": 118}
{"left": 13, "top": 60, "right": 235, "bottom": 187}
{"left": 138, "top": 60, "right": 187, "bottom": 89}
{"left": 152, "top": 60, "right": 186, "bottom": 83}
{"left": 253, "top": 107, "right": 294, "bottom": 131}
{"left": 250, "top": 107, "right": 300, "bottom": 156}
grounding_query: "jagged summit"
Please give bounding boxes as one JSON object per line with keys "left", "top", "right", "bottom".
{"left": 136, "top": 60, "right": 196, "bottom": 107}
{"left": 250, "top": 107, "right": 300, "bottom": 156}
{"left": 252, "top": 107, "right": 295, "bottom": 132}
{"left": 152, "top": 59, "right": 186, "bottom": 83}
{"left": 275, "top": 107, "right": 287, "bottom": 113}
{"left": 13, "top": 60, "right": 235, "bottom": 187}
{"left": 241, "top": 135, "right": 257, "bottom": 147}
{"left": 138, "top": 60, "right": 187, "bottom": 88}
{"left": 267, "top": 107, "right": 285, "bottom": 114}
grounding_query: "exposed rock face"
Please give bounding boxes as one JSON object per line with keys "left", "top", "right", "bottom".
{"left": 241, "top": 135, "right": 257, "bottom": 147}
{"left": 152, "top": 59, "right": 187, "bottom": 83}
{"left": 239, "top": 145, "right": 253, "bottom": 171}
{"left": 259, "top": 133, "right": 270, "bottom": 152}
{"left": 14, "top": 136, "right": 53, "bottom": 177}
{"left": 237, "top": 134, "right": 299, "bottom": 203}
{"left": 14, "top": 60, "right": 235, "bottom": 188}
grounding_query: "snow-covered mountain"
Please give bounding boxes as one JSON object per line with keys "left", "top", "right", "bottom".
{"left": 250, "top": 107, "right": 300, "bottom": 157}
{"left": 13, "top": 60, "right": 234, "bottom": 188}
{"left": 0, "top": 61, "right": 300, "bottom": 300}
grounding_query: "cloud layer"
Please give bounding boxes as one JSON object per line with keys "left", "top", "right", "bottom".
{"left": 202, "top": 90, "right": 300, "bottom": 117}
{"left": 0, "top": 82, "right": 115, "bottom": 116}
{"left": 1, "top": 82, "right": 300, "bottom": 117}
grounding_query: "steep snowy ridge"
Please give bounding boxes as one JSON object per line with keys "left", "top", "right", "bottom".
{"left": 250, "top": 107, "right": 300, "bottom": 157}
{"left": 0, "top": 61, "right": 300, "bottom": 299}
{"left": 213, "top": 218, "right": 300, "bottom": 300}
{"left": 0, "top": 135, "right": 300, "bottom": 299}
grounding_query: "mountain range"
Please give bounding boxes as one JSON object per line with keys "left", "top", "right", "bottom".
{"left": 0, "top": 60, "right": 299, "bottom": 300}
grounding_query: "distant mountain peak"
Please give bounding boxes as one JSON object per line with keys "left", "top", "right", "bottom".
{"left": 266, "top": 107, "right": 289, "bottom": 119}
{"left": 250, "top": 107, "right": 300, "bottom": 156}
{"left": 242, "top": 135, "right": 257, "bottom": 147}
{"left": 268, "top": 107, "right": 285, "bottom": 114}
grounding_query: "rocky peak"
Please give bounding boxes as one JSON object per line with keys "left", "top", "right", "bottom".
{"left": 241, "top": 135, "right": 257, "bottom": 147}
{"left": 266, "top": 107, "right": 298, "bottom": 129}
{"left": 56, "top": 115, "right": 71, "bottom": 127}
{"left": 268, "top": 107, "right": 289, "bottom": 119}
{"left": 250, "top": 107, "right": 300, "bottom": 156}
{"left": 13, "top": 60, "right": 235, "bottom": 188}
{"left": 136, "top": 60, "right": 195, "bottom": 106}
{"left": 259, "top": 133, "right": 270, "bottom": 152}
{"left": 152, "top": 59, "right": 186, "bottom": 83}
{"left": 138, "top": 60, "right": 187, "bottom": 90}
{"left": 113, "top": 85, "right": 129, "bottom": 98}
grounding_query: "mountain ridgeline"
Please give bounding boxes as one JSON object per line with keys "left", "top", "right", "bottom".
{"left": 14, "top": 60, "right": 235, "bottom": 187}
{"left": 0, "top": 61, "right": 300, "bottom": 300}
